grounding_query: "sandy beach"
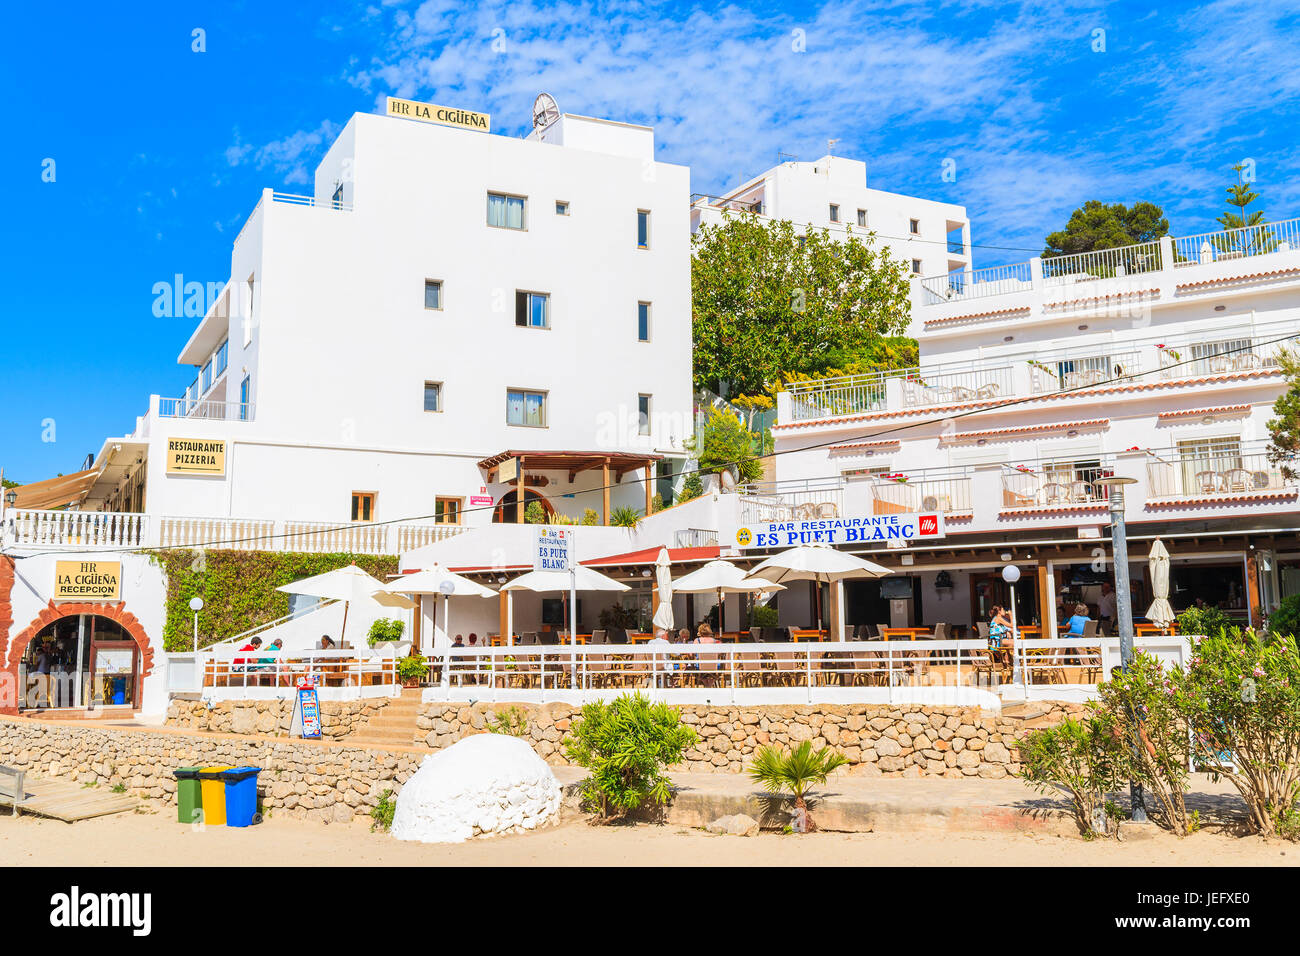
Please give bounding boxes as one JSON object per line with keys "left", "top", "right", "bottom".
{"left": 2, "top": 807, "right": 1294, "bottom": 867}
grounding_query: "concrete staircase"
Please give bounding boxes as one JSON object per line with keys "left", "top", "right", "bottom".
{"left": 347, "top": 690, "right": 429, "bottom": 750}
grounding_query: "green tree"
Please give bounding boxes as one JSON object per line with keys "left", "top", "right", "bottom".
{"left": 748, "top": 741, "right": 849, "bottom": 832}
{"left": 1215, "top": 163, "right": 1276, "bottom": 257}
{"left": 1042, "top": 200, "right": 1169, "bottom": 259}
{"left": 1266, "top": 348, "right": 1300, "bottom": 480}
{"left": 685, "top": 407, "right": 765, "bottom": 482}
{"left": 691, "top": 213, "right": 910, "bottom": 396}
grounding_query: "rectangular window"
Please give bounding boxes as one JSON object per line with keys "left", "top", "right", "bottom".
{"left": 423, "top": 381, "right": 442, "bottom": 412}
{"left": 637, "top": 302, "right": 651, "bottom": 342}
{"left": 555, "top": 200, "right": 569, "bottom": 215}
{"left": 857, "top": 209, "right": 868, "bottom": 227}
{"left": 435, "top": 497, "right": 462, "bottom": 525}
{"left": 638, "top": 394, "right": 651, "bottom": 435}
{"left": 351, "top": 492, "right": 376, "bottom": 522}
{"left": 515, "top": 291, "right": 549, "bottom": 329}
{"left": 214, "top": 340, "right": 228, "bottom": 378}
{"left": 637, "top": 210, "right": 650, "bottom": 248}
{"left": 843, "top": 466, "right": 891, "bottom": 482}
{"left": 912, "top": 259, "right": 923, "bottom": 274}
{"left": 829, "top": 204, "right": 840, "bottom": 222}
{"left": 331, "top": 183, "right": 344, "bottom": 208}
{"left": 239, "top": 374, "right": 250, "bottom": 421}
{"left": 424, "top": 280, "right": 443, "bottom": 310}
{"left": 487, "top": 192, "right": 526, "bottom": 229}
{"left": 507, "top": 389, "right": 547, "bottom": 427}
{"left": 909, "top": 218, "right": 920, "bottom": 235}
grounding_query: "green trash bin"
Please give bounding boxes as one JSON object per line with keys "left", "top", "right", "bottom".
{"left": 174, "top": 767, "right": 203, "bottom": 824}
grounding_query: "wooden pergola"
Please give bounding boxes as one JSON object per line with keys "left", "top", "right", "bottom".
{"left": 477, "top": 449, "right": 664, "bottom": 525}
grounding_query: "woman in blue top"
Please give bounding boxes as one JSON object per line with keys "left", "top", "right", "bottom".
{"left": 988, "top": 606, "right": 1014, "bottom": 648}
{"left": 1065, "top": 604, "right": 1091, "bottom": 636}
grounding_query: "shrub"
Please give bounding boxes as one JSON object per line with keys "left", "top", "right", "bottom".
{"left": 368, "top": 618, "right": 406, "bottom": 647}
{"left": 1019, "top": 714, "right": 1126, "bottom": 838}
{"left": 1267, "top": 594, "right": 1300, "bottom": 638}
{"left": 562, "top": 693, "right": 697, "bottom": 822}
{"left": 581, "top": 508, "right": 601, "bottom": 526}
{"left": 685, "top": 408, "right": 764, "bottom": 482}
{"left": 486, "top": 706, "right": 529, "bottom": 737}
{"left": 749, "top": 604, "right": 779, "bottom": 628}
{"left": 370, "top": 789, "right": 396, "bottom": 832}
{"left": 609, "top": 506, "right": 641, "bottom": 528}
{"left": 1177, "top": 629, "right": 1300, "bottom": 838}
{"left": 678, "top": 471, "right": 704, "bottom": 503}
{"left": 1177, "top": 603, "right": 1231, "bottom": 637}
{"left": 748, "top": 741, "right": 848, "bottom": 832}
{"left": 650, "top": 492, "right": 665, "bottom": 514}
{"left": 1095, "top": 653, "right": 1194, "bottom": 835}
{"left": 524, "top": 500, "right": 548, "bottom": 524}
{"left": 396, "top": 655, "right": 428, "bottom": 683}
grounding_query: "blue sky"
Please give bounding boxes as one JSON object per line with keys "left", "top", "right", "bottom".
{"left": 3, "top": 0, "right": 1298, "bottom": 483}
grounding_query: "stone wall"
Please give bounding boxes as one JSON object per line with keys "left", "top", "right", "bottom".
{"left": 0, "top": 717, "right": 419, "bottom": 825}
{"left": 418, "top": 700, "right": 1086, "bottom": 778}
{"left": 165, "top": 698, "right": 388, "bottom": 738}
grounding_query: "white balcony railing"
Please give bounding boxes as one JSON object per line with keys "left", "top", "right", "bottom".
{"left": 864, "top": 471, "right": 974, "bottom": 514}
{"left": 920, "top": 262, "right": 1032, "bottom": 304}
{"left": 737, "top": 479, "right": 844, "bottom": 524}
{"left": 900, "top": 366, "right": 1013, "bottom": 406}
{"left": 159, "top": 397, "right": 255, "bottom": 421}
{"left": 1041, "top": 240, "right": 1163, "bottom": 286}
{"left": 1145, "top": 446, "right": 1293, "bottom": 499}
{"left": 786, "top": 372, "right": 893, "bottom": 421}
{"left": 1172, "top": 218, "right": 1300, "bottom": 267}
{"left": 4, "top": 509, "right": 466, "bottom": 554}
{"left": 1001, "top": 458, "right": 1114, "bottom": 510}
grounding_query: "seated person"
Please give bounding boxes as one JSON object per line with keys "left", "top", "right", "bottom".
{"left": 452, "top": 634, "right": 464, "bottom": 648}
{"left": 318, "top": 635, "right": 336, "bottom": 650}
{"left": 1065, "top": 604, "right": 1091, "bottom": 636}
{"left": 695, "top": 623, "right": 718, "bottom": 644}
{"left": 233, "top": 636, "right": 262, "bottom": 671}
{"left": 467, "top": 633, "right": 479, "bottom": 647}
{"left": 250, "top": 638, "right": 283, "bottom": 671}
{"left": 988, "top": 606, "right": 1013, "bottom": 649}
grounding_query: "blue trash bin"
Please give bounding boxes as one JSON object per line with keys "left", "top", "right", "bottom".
{"left": 219, "top": 767, "right": 262, "bottom": 827}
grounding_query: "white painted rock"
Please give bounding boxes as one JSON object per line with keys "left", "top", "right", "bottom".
{"left": 390, "top": 734, "right": 561, "bottom": 844}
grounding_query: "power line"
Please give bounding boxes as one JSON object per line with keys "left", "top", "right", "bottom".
{"left": 9, "top": 331, "right": 1296, "bottom": 561}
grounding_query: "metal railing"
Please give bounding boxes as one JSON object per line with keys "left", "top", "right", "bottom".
{"left": 1042, "top": 241, "right": 1163, "bottom": 285}
{"left": 1027, "top": 350, "right": 1143, "bottom": 393}
{"left": 1145, "top": 445, "right": 1293, "bottom": 498}
{"left": 159, "top": 397, "right": 255, "bottom": 421}
{"left": 271, "top": 190, "right": 354, "bottom": 212}
{"left": 1172, "top": 217, "right": 1300, "bottom": 266}
{"left": 1001, "top": 459, "right": 1113, "bottom": 509}
{"left": 737, "top": 478, "right": 845, "bottom": 524}
{"left": 190, "top": 648, "right": 397, "bottom": 700}
{"left": 919, "top": 262, "right": 1032, "bottom": 304}
{"left": 865, "top": 470, "right": 974, "bottom": 514}
{"left": 674, "top": 528, "right": 719, "bottom": 548}
{"left": 900, "top": 366, "right": 1013, "bottom": 406}
{"left": 786, "top": 371, "right": 893, "bottom": 420}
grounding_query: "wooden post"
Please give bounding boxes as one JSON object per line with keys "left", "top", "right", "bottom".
{"left": 645, "top": 463, "right": 653, "bottom": 516}
{"left": 515, "top": 456, "right": 525, "bottom": 524}
{"left": 602, "top": 457, "right": 611, "bottom": 526}
{"left": 412, "top": 595, "right": 423, "bottom": 654}
{"left": 1245, "top": 551, "right": 1261, "bottom": 630}
{"left": 1037, "top": 563, "right": 1051, "bottom": 628}
{"left": 498, "top": 589, "right": 509, "bottom": 646}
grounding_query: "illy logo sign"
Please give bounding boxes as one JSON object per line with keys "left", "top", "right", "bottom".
{"left": 917, "top": 514, "right": 940, "bottom": 536}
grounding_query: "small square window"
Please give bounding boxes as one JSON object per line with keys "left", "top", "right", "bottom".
{"left": 909, "top": 218, "right": 920, "bottom": 235}
{"left": 912, "top": 259, "right": 923, "bottom": 274}
{"left": 435, "top": 497, "right": 462, "bottom": 525}
{"left": 515, "top": 291, "right": 549, "bottom": 329}
{"left": 637, "top": 210, "right": 650, "bottom": 249}
{"left": 829, "top": 204, "right": 840, "bottom": 222}
{"left": 424, "top": 381, "right": 442, "bottom": 412}
{"left": 638, "top": 394, "right": 651, "bottom": 436}
{"left": 351, "top": 492, "right": 376, "bottom": 522}
{"left": 857, "top": 209, "right": 867, "bottom": 227}
{"left": 424, "top": 280, "right": 442, "bottom": 310}
{"left": 555, "top": 201, "right": 569, "bottom": 215}
{"left": 638, "top": 302, "right": 651, "bottom": 342}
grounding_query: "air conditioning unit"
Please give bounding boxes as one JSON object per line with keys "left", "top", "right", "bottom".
{"left": 922, "top": 495, "right": 939, "bottom": 510}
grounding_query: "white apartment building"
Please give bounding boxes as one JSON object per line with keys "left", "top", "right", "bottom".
{"left": 0, "top": 101, "right": 695, "bottom": 715}
{"left": 747, "top": 219, "right": 1300, "bottom": 637}
{"left": 691, "top": 155, "right": 970, "bottom": 289}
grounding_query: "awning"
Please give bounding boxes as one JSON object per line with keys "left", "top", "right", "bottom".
{"left": 477, "top": 449, "right": 662, "bottom": 481}
{"left": 6, "top": 469, "right": 101, "bottom": 510}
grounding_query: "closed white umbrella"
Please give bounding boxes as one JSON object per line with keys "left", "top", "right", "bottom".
{"left": 672, "top": 559, "right": 786, "bottom": 635}
{"left": 743, "top": 544, "right": 890, "bottom": 637}
{"left": 652, "top": 548, "right": 675, "bottom": 632}
{"left": 277, "top": 564, "right": 415, "bottom": 646}
{"left": 1146, "top": 540, "right": 1176, "bottom": 628}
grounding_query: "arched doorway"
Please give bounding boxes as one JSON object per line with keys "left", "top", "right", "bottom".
{"left": 493, "top": 489, "right": 553, "bottom": 523}
{"left": 13, "top": 609, "right": 148, "bottom": 712}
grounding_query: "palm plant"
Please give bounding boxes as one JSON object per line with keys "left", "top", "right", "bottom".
{"left": 748, "top": 741, "right": 848, "bottom": 832}
{"left": 608, "top": 505, "right": 641, "bottom": 528}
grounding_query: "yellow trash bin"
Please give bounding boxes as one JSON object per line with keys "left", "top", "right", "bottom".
{"left": 197, "top": 767, "right": 235, "bottom": 825}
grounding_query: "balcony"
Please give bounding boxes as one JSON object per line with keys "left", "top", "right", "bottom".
{"left": 786, "top": 373, "right": 891, "bottom": 420}
{"left": 1000, "top": 458, "right": 1114, "bottom": 511}
{"left": 919, "top": 217, "right": 1300, "bottom": 307}
{"left": 2, "top": 509, "right": 465, "bottom": 554}
{"left": 862, "top": 469, "right": 973, "bottom": 515}
{"left": 1145, "top": 443, "right": 1293, "bottom": 500}
{"left": 737, "top": 479, "right": 845, "bottom": 524}
{"left": 159, "top": 396, "right": 255, "bottom": 422}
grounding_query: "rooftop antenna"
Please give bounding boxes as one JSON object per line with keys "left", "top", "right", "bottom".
{"left": 531, "top": 92, "right": 560, "bottom": 132}
{"left": 827, "top": 138, "right": 839, "bottom": 157}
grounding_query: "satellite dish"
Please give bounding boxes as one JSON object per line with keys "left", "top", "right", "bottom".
{"left": 532, "top": 92, "right": 560, "bottom": 131}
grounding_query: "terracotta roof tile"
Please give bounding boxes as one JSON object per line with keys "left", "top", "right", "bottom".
{"left": 1176, "top": 267, "right": 1300, "bottom": 291}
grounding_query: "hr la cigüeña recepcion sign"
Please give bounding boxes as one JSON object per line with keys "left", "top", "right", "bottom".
{"left": 735, "top": 513, "right": 945, "bottom": 549}
{"left": 54, "top": 561, "right": 122, "bottom": 601}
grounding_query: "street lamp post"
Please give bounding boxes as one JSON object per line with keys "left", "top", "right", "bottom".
{"left": 1001, "top": 564, "right": 1026, "bottom": 690}
{"left": 189, "top": 596, "right": 205, "bottom": 653}
{"left": 1093, "top": 475, "right": 1147, "bottom": 824}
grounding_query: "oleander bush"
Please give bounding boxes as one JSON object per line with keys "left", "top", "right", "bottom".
{"left": 1020, "top": 714, "right": 1126, "bottom": 839}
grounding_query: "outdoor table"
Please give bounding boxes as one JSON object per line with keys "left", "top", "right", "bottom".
{"left": 878, "top": 627, "right": 932, "bottom": 640}
{"left": 1135, "top": 623, "right": 1176, "bottom": 636}
{"left": 627, "top": 632, "right": 653, "bottom": 643}
{"left": 790, "top": 629, "right": 824, "bottom": 642}
{"left": 1018, "top": 625, "right": 1041, "bottom": 639}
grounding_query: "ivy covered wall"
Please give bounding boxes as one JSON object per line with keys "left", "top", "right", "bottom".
{"left": 148, "top": 550, "right": 399, "bottom": 652}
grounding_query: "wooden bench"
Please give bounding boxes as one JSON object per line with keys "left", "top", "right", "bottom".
{"left": 0, "top": 765, "right": 27, "bottom": 816}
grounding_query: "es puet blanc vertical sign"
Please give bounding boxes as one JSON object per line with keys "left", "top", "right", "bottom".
{"left": 534, "top": 527, "right": 572, "bottom": 572}
{"left": 735, "top": 513, "right": 945, "bottom": 549}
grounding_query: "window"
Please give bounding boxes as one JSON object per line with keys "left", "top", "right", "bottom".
{"left": 239, "top": 374, "right": 250, "bottom": 421}
{"left": 912, "top": 259, "right": 923, "bottom": 274}
{"left": 637, "top": 302, "right": 651, "bottom": 342}
{"left": 515, "top": 291, "right": 549, "bottom": 329}
{"left": 637, "top": 210, "right": 650, "bottom": 248}
{"left": 351, "top": 492, "right": 376, "bottom": 522}
{"left": 214, "top": 340, "right": 228, "bottom": 378}
{"left": 829, "top": 204, "right": 840, "bottom": 222}
{"left": 487, "top": 192, "right": 526, "bottom": 229}
{"left": 201, "top": 360, "right": 212, "bottom": 394}
{"left": 243, "top": 274, "right": 255, "bottom": 346}
{"left": 638, "top": 394, "right": 651, "bottom": 435}
{"left": 331, "top": 183, "right": 344, "bottom": 208}
{"left": 423, "top": 381, "right": 442, "bottom": 412}
{"left": 909, "top": 218, "right": 920, "bottom": 235}
{"left": 435, "top": 497, "right": 462, "bottom": 525}
{"left": 424, "top": 280, "right": 443, "bottom": 310}
{"left": 857, "top": 209, "right": 868, "bottom": 227}
{"left": 843, "top": 466, "right": 891, "bottom": 482}
{"left": 555, "top": 200, "right": 569, "bottom": 215}
{"left": 507, "top": 388, "right": 547, "bottom": 427}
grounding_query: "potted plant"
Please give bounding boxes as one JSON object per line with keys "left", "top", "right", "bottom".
{"left": 396, "top": 655, "right": 429, "bottom": 688}
{"left": 367, "top": 617, "right": 406, "bottom": 647}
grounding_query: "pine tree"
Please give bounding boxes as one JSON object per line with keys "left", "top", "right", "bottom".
{"left": 1214, "top": 163, "right": 1276, "bottom": 257}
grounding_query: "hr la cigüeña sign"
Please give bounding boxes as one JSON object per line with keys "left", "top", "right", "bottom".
{"left": 735, "top": 513, "right": 945, "bottom": 549}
